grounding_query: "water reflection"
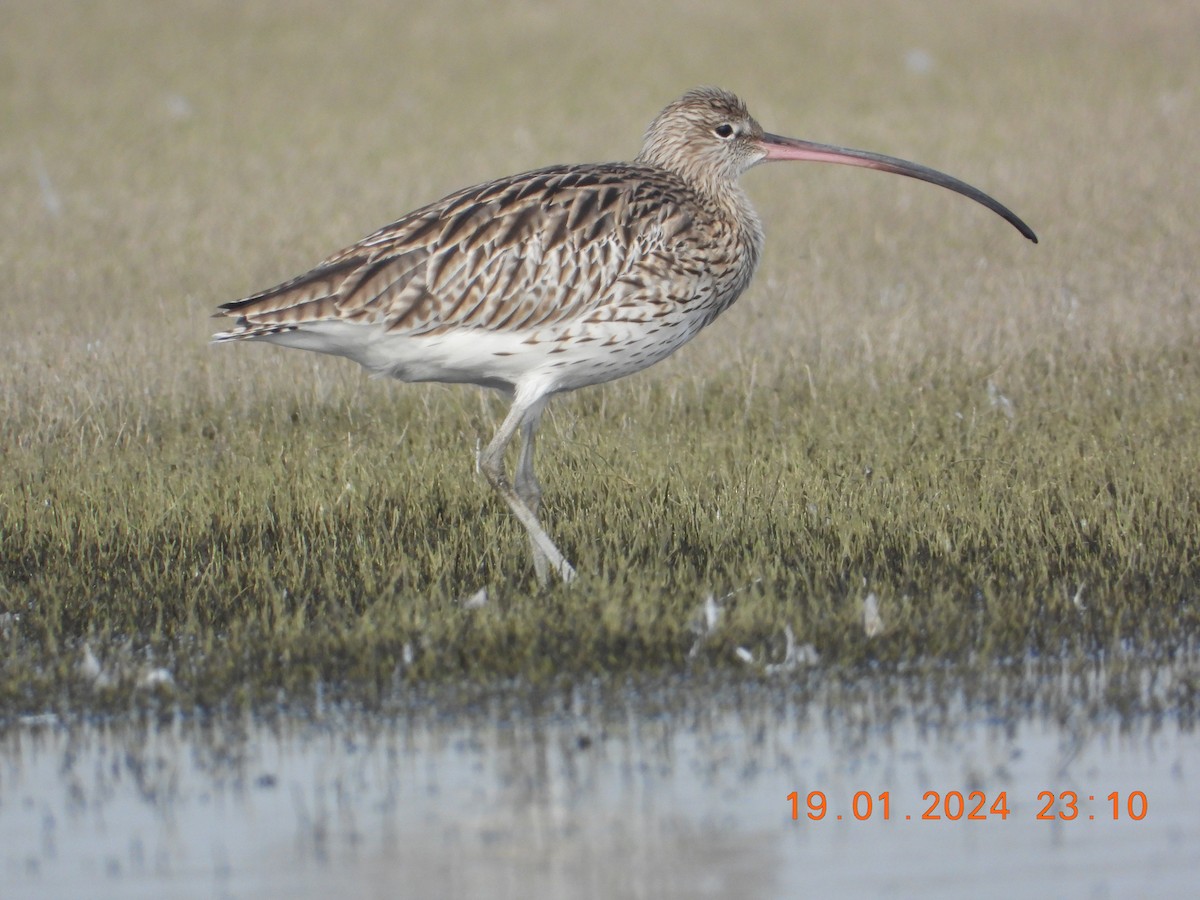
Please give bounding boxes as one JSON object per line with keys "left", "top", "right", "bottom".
{"left": 1, "top": 668, "right": 1195, "bottom": 898}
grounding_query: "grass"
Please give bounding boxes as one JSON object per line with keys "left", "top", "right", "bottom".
{"left": 1, "top": 0, "right": 1198, "bottom": 716}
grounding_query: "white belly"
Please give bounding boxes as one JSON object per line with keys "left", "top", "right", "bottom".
{"left": 257, "top": 313, "right": 709, "bottom": 395}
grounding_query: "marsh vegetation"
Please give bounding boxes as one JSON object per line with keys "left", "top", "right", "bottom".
{"left": 1, "top": 0, "right": 1197, "bottom": 717}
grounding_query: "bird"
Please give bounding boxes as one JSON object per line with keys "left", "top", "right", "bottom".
{"left": 213, "top": 87, "right": 1036, "bottom": 585}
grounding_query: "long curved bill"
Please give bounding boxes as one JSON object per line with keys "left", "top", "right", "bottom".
{"left": 760, "top": 132, "right": 1037, "bottom": 243}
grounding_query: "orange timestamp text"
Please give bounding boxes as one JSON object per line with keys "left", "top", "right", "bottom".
{"left": 787, "top": 790, "right": 1148, "bottom": 822}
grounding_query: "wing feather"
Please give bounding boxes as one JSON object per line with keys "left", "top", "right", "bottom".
{"left": 215, "top": 164, "right": 715, "bottom": 339}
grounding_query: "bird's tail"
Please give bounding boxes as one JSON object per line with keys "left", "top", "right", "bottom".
{"left": 212, "top": 254, "right": 363, "bottom": 341}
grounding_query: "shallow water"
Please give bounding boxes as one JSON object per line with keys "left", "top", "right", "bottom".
{"left": 1, "top": 672, "right": 1195, "bottom": 899}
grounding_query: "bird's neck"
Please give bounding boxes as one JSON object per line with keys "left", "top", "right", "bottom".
{"left": 720, "top": 182, "right": 765, "bottom": 274}
{"left": 639, "top": 158, "right": 766, "bottom": 280}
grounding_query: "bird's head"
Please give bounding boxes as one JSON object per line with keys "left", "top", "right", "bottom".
{"left": 637, "top": 87, "right": 1037, "bottom": 242}
{"left": 637, "top": 87, "right": 768, "bottom": 191}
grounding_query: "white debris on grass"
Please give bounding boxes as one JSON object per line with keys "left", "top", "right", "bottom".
{"left": 863, "top": 592, "right": 884, "bottom": 638}
{"left": 78, "top": 643, "right": 108, "bottom": 686}
{"left": 164, "top": 93, "right": 193, "bottom": 120}
{"left": 987, "top": 380, "right": 1015, "bottom": 420}
{"left": 137, "top": 667, "right": 175, "bottom": 689}
{"left": 462, "top": 587, "right": 490, "bottom": 609}
{"left": 690, "top": 585, "right": 818, "bottom": 672}
{"left": 765, "top": 625, "right": 820, "bottom": 674}
{"left": 905, "top": 48, "right": 935, "bottom": 74}
{"left": 687, "top": 591, "right": 725, "bottom": 659}
{"left": 78, "top": 643, "right": 175, "bottom": 691}
{"left": 32, "top": 146, "right": 63, "bottom": 217}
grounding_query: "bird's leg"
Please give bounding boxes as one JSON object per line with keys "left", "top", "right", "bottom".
{"left": 478, "top": 394, "right": 577, "bottom": 584}
{"left": 514, "top": 409, "right": 549, "bottom": 584}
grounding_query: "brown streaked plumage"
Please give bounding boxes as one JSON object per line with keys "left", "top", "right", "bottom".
{"left": 214, "top": 86, "right": 1036, "bottom": 584}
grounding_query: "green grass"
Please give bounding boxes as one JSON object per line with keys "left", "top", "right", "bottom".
{"left": 1, "top": 1, "right": 1198, "bottom": 715}
{"left": 3, "top": 349, "right": 1196, "bottom": 713}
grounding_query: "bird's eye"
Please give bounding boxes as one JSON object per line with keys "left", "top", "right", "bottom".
{"left": 714, "top": 123, "right": 735, "bottom": 139}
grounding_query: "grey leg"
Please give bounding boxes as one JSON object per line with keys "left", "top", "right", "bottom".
{"left": 513, "top": 405, "right": 551, "bottom": 583}
{"left": 478, "top": 393, "right": 576, "bottom": 583}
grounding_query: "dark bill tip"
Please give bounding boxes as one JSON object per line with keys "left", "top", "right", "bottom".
{"left": 760, "top": 133, "right": 1038, "bottom": 244}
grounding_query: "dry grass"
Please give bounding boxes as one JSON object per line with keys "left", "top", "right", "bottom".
{"left": 1, "top": 0, "right": 1198, "bottom": 714}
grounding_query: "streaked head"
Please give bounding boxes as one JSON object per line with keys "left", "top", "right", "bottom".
{"left": 637, "top": 87, "right": 768, "bottom": 191}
